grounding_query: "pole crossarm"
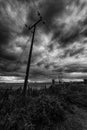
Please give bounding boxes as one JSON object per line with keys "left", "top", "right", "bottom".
{"left": 25, "top": 16, "right": 43, "bottom": 30}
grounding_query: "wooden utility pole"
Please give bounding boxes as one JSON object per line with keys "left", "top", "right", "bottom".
{"left": 22, "top": 15, "right": 44, "bottom": 96}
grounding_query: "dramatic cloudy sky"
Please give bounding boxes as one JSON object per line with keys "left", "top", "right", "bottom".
{"left": 0, "top": 0, "right": 87, "bottom": 82}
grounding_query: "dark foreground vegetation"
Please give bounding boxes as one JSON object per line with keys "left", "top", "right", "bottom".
{"left": 0, "top": 82, "right": 87, "bottom": 130}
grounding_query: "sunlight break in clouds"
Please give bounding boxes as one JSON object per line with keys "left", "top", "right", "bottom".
{"left": 0, "top": 76, "right": 24, "bottom": 83}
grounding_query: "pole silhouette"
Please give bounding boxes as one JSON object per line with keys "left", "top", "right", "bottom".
{"left": 22, "top": 16, "right": 44, "bottom": 96}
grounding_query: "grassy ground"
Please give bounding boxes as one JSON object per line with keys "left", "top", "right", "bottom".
{"left": 0, "top": 82, "right": 87, "bottom": 130}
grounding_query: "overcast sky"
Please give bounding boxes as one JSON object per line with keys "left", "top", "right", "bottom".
{"left": 0, "top": 0, "right": 87, "bottom": 82}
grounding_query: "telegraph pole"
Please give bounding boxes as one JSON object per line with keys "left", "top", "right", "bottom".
{"left": 22, "top": 14, "right": 44, "bottom": 96}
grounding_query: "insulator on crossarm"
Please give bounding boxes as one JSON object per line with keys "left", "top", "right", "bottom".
{"left": 37, "top": 11, "right": 40, "bottom": 16}
{"left": 25, "top": 24, "right": 28, "bottom": 28}
{"left": 43, "top": 21, "right": 45, "bottom": 25}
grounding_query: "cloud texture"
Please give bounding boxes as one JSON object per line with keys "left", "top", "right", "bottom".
{"left": 0, "top": 0, "right": 87, "bottom": 82}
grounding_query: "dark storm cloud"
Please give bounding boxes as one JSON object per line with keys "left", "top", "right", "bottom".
{"left": 69, "top": 48, "right": 84, "bottom": 57}
{"left": 64, "top": 63, "right": 87, "bottom": 73}
{"left": 1, "top": 0, "right": 87, "bottom": 82}
{"left": 0, "top": 0, "right": 28, "bottom": 59}
{"left": 36, "top": 60, "right": 45, "bottom": 68}
{"left": 64, "top": 64, "right": 82, "bottom": 73}
{"left": 30, "top": 69, "right": 47, "bottom": 78}
{"left": 50, "top": 0, "right": 87, "bottom": 47}
{"left": 47, "top": 44, "right": 54, "bottom": 52}
{"left": 29, "top": 67, "right": 56, "bottom": 80}
{"left": 0, "top": 47, "right": 17, "bottom": 61}
{"left": 61, "top": 47, "right": 84, "bottom": 58}
{"left": 39, "top": 0, "right": 66, "bottom": 30}
{"left": 0, "top": 23, "right": 11, "bottom": 46}
{"left": 0, "top": 59, "right": 19, "bottom": 75}
{"left": 23, "top": 0, "right": 66, "bottom": 36}
{"left": 59, "top": 29, "right": 80, "bottom": 47}
{"left": 26, "top": 0, "right": 87, "bottom": 50}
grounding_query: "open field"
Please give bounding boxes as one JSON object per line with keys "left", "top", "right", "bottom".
{"left": 0, "top": 82, "right": 87, "bottom": 130}
{"left": 0, "top": 82, "right": 51, "bottom": 90}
